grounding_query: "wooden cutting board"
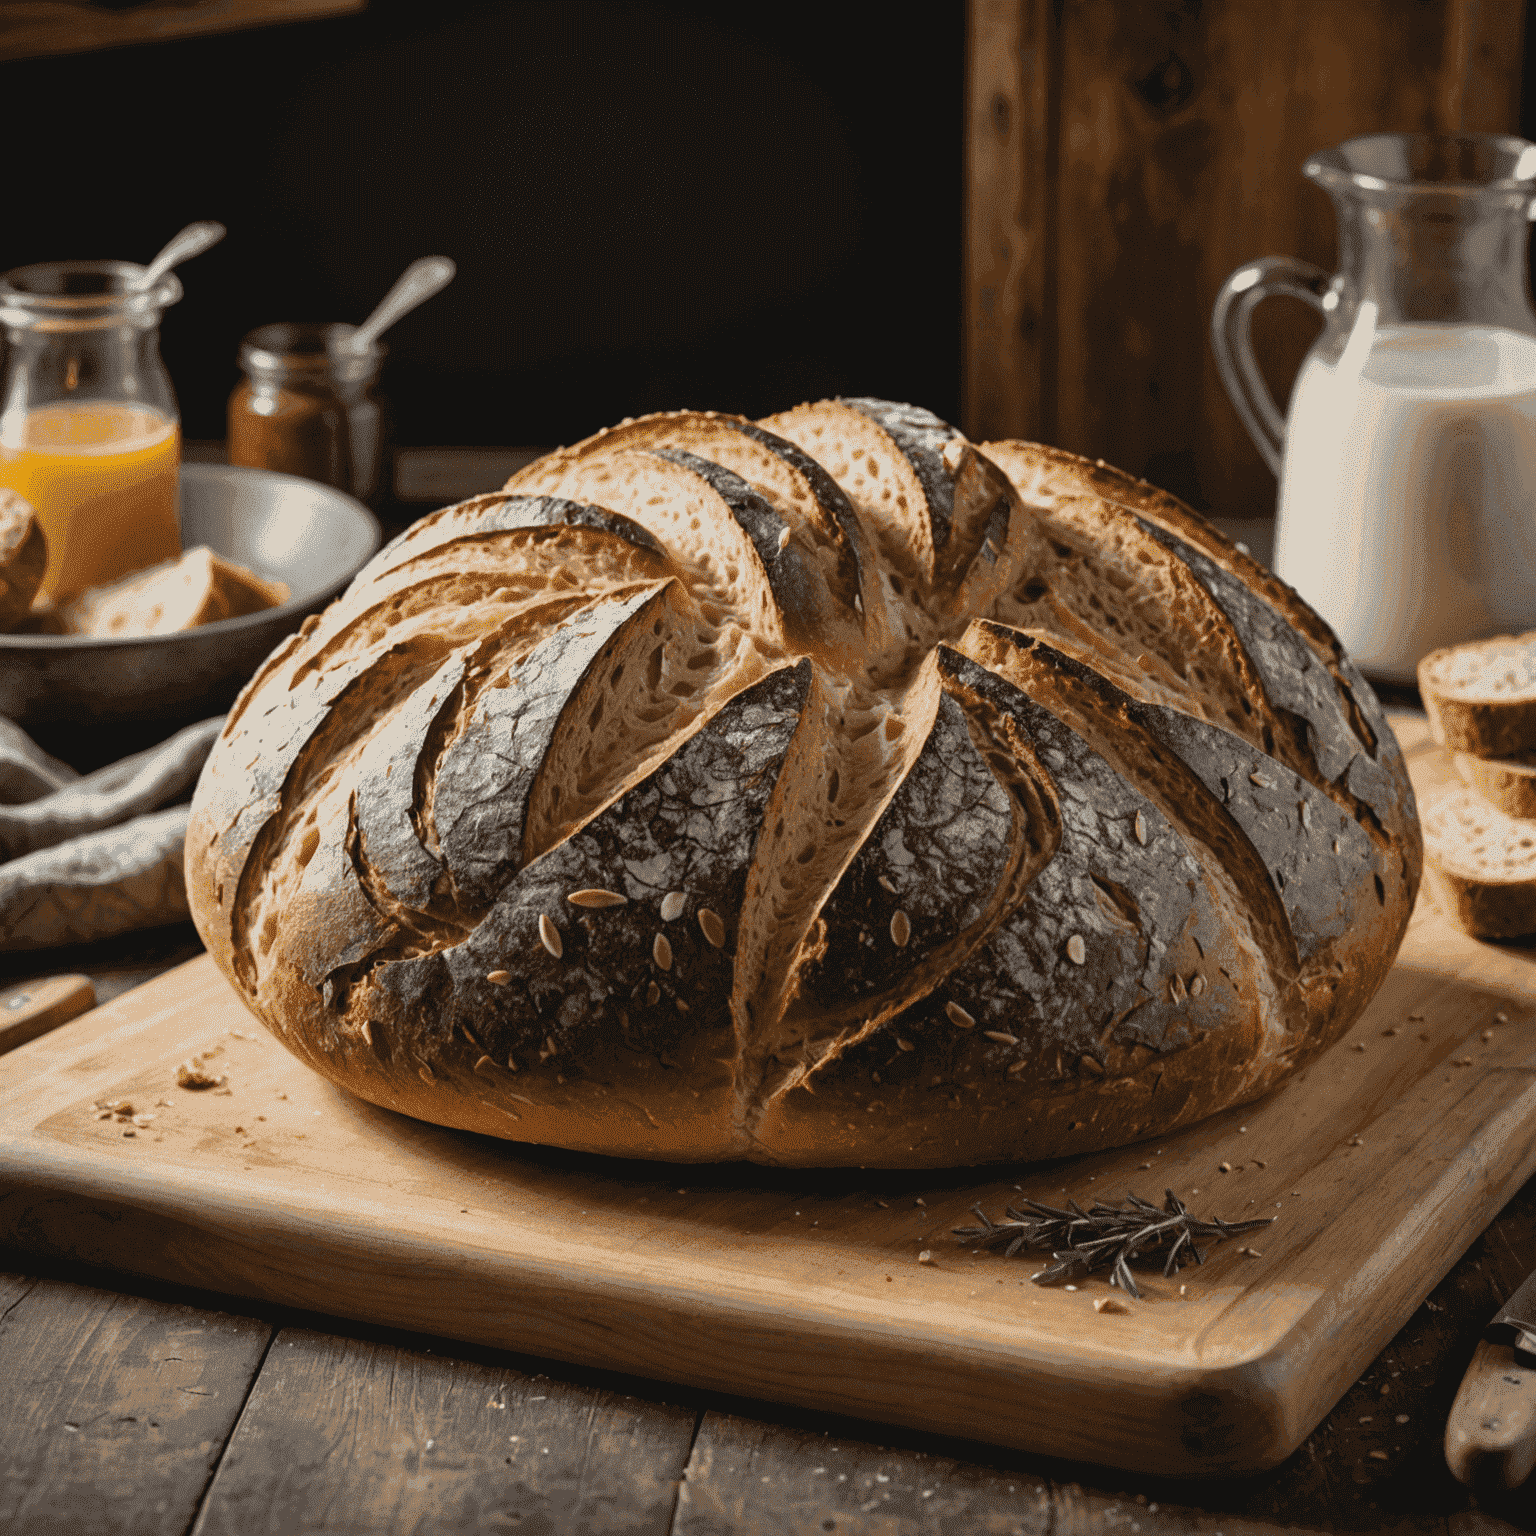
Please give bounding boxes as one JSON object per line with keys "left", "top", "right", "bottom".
{"left": 1, "top": 713, "right": 1532, "bottom": 1479}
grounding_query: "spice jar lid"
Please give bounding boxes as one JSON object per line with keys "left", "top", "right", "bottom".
{"left": 238, "top": 322, "right": 385, "bottom": 384}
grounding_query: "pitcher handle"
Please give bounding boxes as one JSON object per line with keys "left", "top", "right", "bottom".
{"left": 1210, "top": 256, "right": 1332, "bottom": 476}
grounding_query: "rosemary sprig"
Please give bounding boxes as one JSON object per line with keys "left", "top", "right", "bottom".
{"left": 951, "top": 1189, "right": 1274, "bottom": 1300}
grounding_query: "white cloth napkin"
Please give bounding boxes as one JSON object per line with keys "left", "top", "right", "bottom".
{"left": 0, "top": 717, "right": 222, "bottom": 950}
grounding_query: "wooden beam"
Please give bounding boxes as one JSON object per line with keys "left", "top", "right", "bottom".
{"left": 964, "top": 0, "right": 1527, "bottom": 518}
{"left": 961, "top": 0, "right": 1054, "bottom": 443}
{"left": 0, "top": 0, "right": 365, "bottom": 64}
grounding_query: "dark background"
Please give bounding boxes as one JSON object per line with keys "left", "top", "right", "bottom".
{"left": 5, "top": 1, "right": 1536, "bottom": 472}
{"left": 0, "top": 0, "right": 964, "bottom": 451}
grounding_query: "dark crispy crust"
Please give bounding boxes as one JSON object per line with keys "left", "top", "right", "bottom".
{"left": 187, "top": 410, "right": 1419, "bottom": 1167}
{"left": 277, "top": 665, "right": 812, "bottom": 1160}
{"left": 841, "top": 397, "right": 960, "bottom": 549}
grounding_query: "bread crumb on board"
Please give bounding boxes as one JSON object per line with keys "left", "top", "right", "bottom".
{"left": 176, "top": 1048, "right": 227, "bottom": 1090}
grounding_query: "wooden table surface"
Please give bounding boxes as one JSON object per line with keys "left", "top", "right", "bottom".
{"left": 4, "top": 467, "right": 1535, "bottom": 1533}
{"left": 6, "top": 928, "right": 1536, "bottom": 1536}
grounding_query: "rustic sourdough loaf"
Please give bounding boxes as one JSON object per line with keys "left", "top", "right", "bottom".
{"left": 186, "top": 401, "right": 1420, "bottom": 1167}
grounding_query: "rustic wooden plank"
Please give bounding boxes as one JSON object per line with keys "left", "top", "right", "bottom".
{"left": 961, "top": 0, "right": 1054, "bottom": 443}
{"left": 0, "top": 0, "right": 365, "bottom": 64}
{"left": 673, "top": 1410, "right": 1054, "bottom": 1535}
{"left": 1035, "top": 0, "right": 1527, "bottom": 521}
{"left": 1, "top": 1269, "right": 38, "bottom": 1316}
{"left": 1439, "top": 0, "right": 1526, "bottom": 133}
{"left": 0, "top": 1275, "right": 269, "bottom": 1536}
{"left": 190, "top": 1327, "right": 696, "bottom": 1535}
{"left": 671, "top": 1410, "right": 1445, "bottom": 1534}
{"left": 393, "top": 446, "right": 547, "bottom": 505}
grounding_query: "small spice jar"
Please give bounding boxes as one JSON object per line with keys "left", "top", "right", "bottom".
{"left": 227, "top": 323, "right": 386, "bottom": 505}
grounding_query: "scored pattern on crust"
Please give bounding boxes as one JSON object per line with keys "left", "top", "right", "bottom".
{"left": 187, "top": 403, "right": 1421, "bottom": 1166}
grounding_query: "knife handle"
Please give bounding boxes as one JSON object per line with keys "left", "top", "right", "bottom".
{"left": 1445, "top": 1338, "right": 1536, "bottom": 1489}
{"left": 0, "top": 974, "right": 96, "bottom": 1057}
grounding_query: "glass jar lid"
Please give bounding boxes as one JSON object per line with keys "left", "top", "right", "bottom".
{"left": 238, "top": 322, "right": 385, "bottom": 386}
{"left": 0, "top": 261, "right": 182, "bottom": 333}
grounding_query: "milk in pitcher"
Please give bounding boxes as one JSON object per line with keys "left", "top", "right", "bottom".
{"left": 1274, "top": 322, "right": 1536, "bottom": 683}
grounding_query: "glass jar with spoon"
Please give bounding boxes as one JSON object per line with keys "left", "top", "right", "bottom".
{"left": 228, "top": 256, "right": 455, "bottom": 507}
{"left": 0, "top": 221, "right": 224, "bottom": 603}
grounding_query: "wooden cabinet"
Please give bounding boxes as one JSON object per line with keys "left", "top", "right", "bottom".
{"left": 963, "top": 0, "right": 1525, "bottom": 518}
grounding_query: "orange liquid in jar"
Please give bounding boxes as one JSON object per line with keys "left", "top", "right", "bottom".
{"left": 0, "top": 402, "right": 181, "bottom": 601}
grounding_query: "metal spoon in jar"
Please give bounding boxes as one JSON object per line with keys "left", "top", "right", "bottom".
{"left": 335, "top": 256, "right": 457, "bottom": 354}
{"left": 134, "top": 220, "right": 227, "bottom": 290}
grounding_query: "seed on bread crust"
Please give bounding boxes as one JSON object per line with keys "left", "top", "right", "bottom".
{"left": 487, "top": 969, "right": 511, "bottom": 984}
{"left": 984, "top": 1030, "right": 1019, "bottom": 1044}
{"left": 568, "top": 888, "right": 628, "bottom": 908}
{"left": 653, "top": 933, "right": 674, "bottom": 970}
{"left": 698, "top": 908, "right": 727, "bottom": 948}
{"left": 1066, "top": 934, "right": 1087, "bottom": 965}
{"left": 1133, "top": 811, "right": 1148, "bottom": 846}
{"left": 945, "top": 1001, "right": 976, "bottom": 1029}
{"left": 891, "top": 910, "right": 911, "bottom": 946}
{"left": 660, "top": 891, "right": 687, "bottom": 921}
{"left": 538, "top": 914, "right": 563, "bottom": 958}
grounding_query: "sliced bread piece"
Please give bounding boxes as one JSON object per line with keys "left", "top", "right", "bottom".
{"left": 62, "top": 546, "right": 288, "bottom": 636}
{"left": 0, "top": 490, "right": 47, "bottom": 632}
{"left": 1422, "top": 787, "right": 1536, "bottom": 938}
{"left": 1453, "top": 752, "right": 1536, "bottom": 818}
{"left": 1421, "top": 632, "right": 1536, "bottom": 761}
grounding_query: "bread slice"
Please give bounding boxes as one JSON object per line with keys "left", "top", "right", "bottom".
{"left": 1422, "top": 788, "right": 1536, "bottom": 938}
{"left": 62, "top": 546, "right": 288, "bottom": 636}
{"left": 0, "top": 490, "right": 47, "bottom": 632}
{"left": 1421, "top": 632, "right": 1536, "bottom": 761}
{"left": 1452, "top": 753, "right": 1536, "bottom": 818}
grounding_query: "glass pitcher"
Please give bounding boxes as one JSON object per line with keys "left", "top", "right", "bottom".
{"left": 0, "top": 262, "right": 183, "bottom": 603}
{"left": 1211, "top": 133, "right": 1536, "bottom": 683}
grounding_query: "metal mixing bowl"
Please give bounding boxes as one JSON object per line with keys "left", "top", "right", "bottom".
{"left": 0, "top": 463, "right": 381, "bottom": 732}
